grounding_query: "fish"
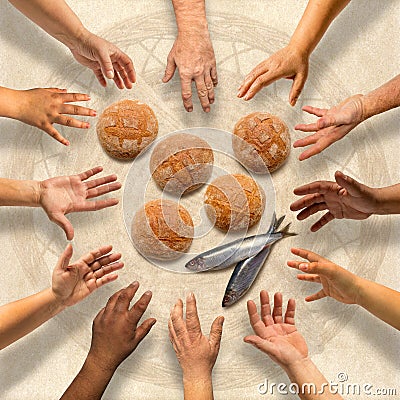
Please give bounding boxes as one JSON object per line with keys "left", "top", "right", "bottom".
{"left": 185, "top": 214, "right": 296, "bottom": 272}
{"left": 222, "top": 222, "right": 294, "bottom": 307}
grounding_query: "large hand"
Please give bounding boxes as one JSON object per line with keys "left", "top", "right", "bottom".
{"left": 70, "top": 31, "right": 136, "bottom": 89}
{"left": 169, "top": 293, "right": 224, "bottom": 381}
{"left": 244, "top": 291, "right": 308, "bottom": 370}
{"left": 162, "top": 33, "right": 218, "bottom": 113}
{"left": 17, "top": 88, "right": 95, "bottom": 146}
{"left": 52, "top": 244, "right": 124, "bottom": 307}
{"left": 290, "top": 171, "right": 378, "bottom": 231}
{"left": 88, "top": 282, "right": 156, "bottom": 371}
{"left": 237, "top": 45, "right": 309, "bottom": 106}
{"left": 39, "top": 166, "right": 121, "bottom": 240}
{"left": 287, "top": 248, "right": 361, "bottom": 304}
{"left": 294, "top": 95, "right": 365, "bottom": 160}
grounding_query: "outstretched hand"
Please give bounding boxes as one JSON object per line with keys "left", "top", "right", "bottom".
{"left": 52, "top": 244, "right": 124, "bottom": 307}
{"left": 39, "top": 166, "right": 121, "bottom": 240}
{"left": 70, "top": 31, "right": 136, "bottom": 89}
{"left": 294, "top": 95, "right": 365, "bottom": 160}
{"left": 244, "top": 291, "right": 308, "bottom": 370}
{"left": 290, "top": 170, "right": 378, "bottom": 231}
{"left": 288, "top": 248, "right": 361, "bottom": 304}
{"left": 237, "top": 45, "right": 309, "bottom": 106}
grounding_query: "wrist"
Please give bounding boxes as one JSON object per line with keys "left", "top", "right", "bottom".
{"left": 282, "top": 356, "right": 314, "bottom": 377}
{"left": 0, "top": 87, "right": 24, "bottom": 120}
{"left": 287, "top": 39, "right": 313, "bottom": 58}
{"left": 63, "top": 26, "right": 91, "bottom": 51}
{"left": 183, "top": 368, "right": 212, "bottom": 384}
{"left": 45, "top": 288, "right": 67, "bottom": 316}
{"left": 86, "top": 350, "right": 121, "bottom": 373}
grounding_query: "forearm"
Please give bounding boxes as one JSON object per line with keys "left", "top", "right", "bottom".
{"left": 0, "top": 86, "right": 24, "bottom": 120}
{"left": 357, "top": 278, "right": 400, "bottom": 330}
{"left": 183, "top": 374, "right": 214, "bottom": 400}
{"left": 284, "top": 358, "right": 343, "bottom": 400}
{"left": 60, "top": 354, "right": 116, "bottom": 400}
{"left": 0, "top": 178, "right": 40, "bottom": 207}
{"left": 374, "top": 184, "right": 400, "bottom": 215}
{"left": 171, "top": 0, "right": 208, "bottom": 34}
{"left": 361, "top": 74, "right": 400, "bottom": 120}
{"left": 8, "top": 0, "right": 87, "bottom": 49}
{"left": 0, "top": 288, "right": 65, "bottom": 350}
{"left": 289, "top": 0, "right": 351, "bottom": 55}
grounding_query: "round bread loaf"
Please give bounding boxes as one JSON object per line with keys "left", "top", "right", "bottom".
{"left": 131, "top": 199, "right": 194, "bottom": 260}
{"left": 232, "top": 112, "right": 290, "bottom": 173}
{"left": 97, "top": 99, "right": 158, "bottom": 159}
{"left": 204, "top": 174, "right": 265, "bottom": 231}
{"left": 150, "top": 133, "right": 214, "bottom": 194}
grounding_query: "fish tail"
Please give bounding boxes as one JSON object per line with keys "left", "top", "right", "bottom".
{"left": 278, "top": 222, "right": 297, "bottom": 237}
{"left": 273, "top": 214, "right": 285, "bottom": 232}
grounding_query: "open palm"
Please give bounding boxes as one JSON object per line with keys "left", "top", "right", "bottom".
{"left": 39, "top": 166, "right": 121, "bottom": 239}
{"left": 244, "top": 291, "right": 308, "bottom": 369}
{"left": 52, "top": 244, "right": 124, "bottom": 307}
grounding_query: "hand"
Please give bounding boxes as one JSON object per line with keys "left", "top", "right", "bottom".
{"left": 52, "top": 244, "right": 124, "bottom": 307}
{"left": 88, "top": 282, "right": 156, "bottom": 371}
{"left": 244, "top": 291, "right": 308, "bottom": 370}
{"left": 17, "top": 88, "right": 95, "bottom": 146}
{"left": 70, "top": 30, "right": 136, "bottom": 89}
{"left": 237, "top": 45, "right": 309, "bottom": 105}
{"left": 162, "top": 32, "right": 218, "bottom": 113}
{"left": 288, "top": 248, "right": 362, "bottom": 304}
{"left": 290, "top": 170, "right": 378, "bottom": 231}
{"left": 168, "top": 293, "right": 224, "bottom": 380}
{"left": 294, "top": 95, "right": 365, "bottom": 160}
{"left": 39, "top": 166, "right": 121, "bottom": 240}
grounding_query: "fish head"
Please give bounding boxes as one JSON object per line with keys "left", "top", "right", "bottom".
{"left": 222, "top": 290, "right": 240, "bottom": 307}
{"left": 185, "top": 257, "right": 206, "bottom": 272}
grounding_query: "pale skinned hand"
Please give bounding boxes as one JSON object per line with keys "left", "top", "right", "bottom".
{"left": 237, "top": 45, "right": 309, "bottom": 105}
{"left": 244, "top": 291, "right": 308, "bottom": 370}
{"left": 52, "top": 244, "right": 124, "bottom": 307}
{"left": 88, "top": 282, "right": 156, "bottom": 371}
{"left": 294, "top": 94, "right": 365, "bottom": 160}
{"left": 168, "top": 293, "right": 224, "bottom": 380}
{"left": 39, "top": 166, "right": 121, "bottom": 240}
{"left": 70, "top": 31, "right": 136, "bottom": 89}
{"left": 162, "top": 33, "right": 218, "bottom": 113}
{"left": 290, "top": 170, "right": 378, "bottom": 231}
{"left": 288, "top": 248, "right": 361, "bottom": 303}
{"left": 17, "top": 88, "right": 96, "bottom": 146}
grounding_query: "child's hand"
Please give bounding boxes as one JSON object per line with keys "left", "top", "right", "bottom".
{"left": 288, "top": 248, "right": 362, "bottom": 304}
{"left": 17, "top": 88, "right": 96, "bottom": 145}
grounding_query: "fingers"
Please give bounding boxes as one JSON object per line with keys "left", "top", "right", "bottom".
{"left": 105, "top": 285, "right": 134, "bottom": 313}
{"left": 61, "top": 93, "right": 91, "bottom": 103}
{"left": 259, "top": 290, "right": 274, "bottom": 326}
{"left": 185, "top": 293, "right": 202, "bottom": 339}
{"left": 272, "top": 293, "right": 283, "bottom": 324}
{"left": 305, "top": 289, "right": 327, "bottom": 302}
{"left": 50, "top": 212, "right": 74, "bottom": 240}
{"left": 210, "top": 65, "right": 218, "bottom": 86}
{"left": 162, "top": 55, "right": 177, "bottom": 83}
{"left": 237, "top": 61, "right": 269, "bottom": 98}
{"left": 284, "top": 298, "right": 296, "bottom": 325}
{"left": 294, "top": 123, "right": 320, "bottom": 134}
{"left": 94, "top": 68, "right": 107, "bottom": 87}
{"left": 334, "top": 171, "right": 365, "bottom": 197}
{"left": 54, "top": 115, "right": 90, "bottom": 129}
{"left": 290, "top": 247, "right": 326, "bottom": 263}
{"left": 292, "top": 180, "right": 337, "bottom": 197}
{"left": 43, "top": 124, "right": 70, "bottom": 146}
{"left": 170, "top": 299, "right": 189, "bottom": 344}
{"left": 204, "top": 71, "right": 215, "bottom": 105}
{"left": 86, "top": 181, "right": 122, "bottom": 199}
{"left": 112, "top": 69, "right": 125, "bottom": 90}
{"left": 113, "top": 61, "right": 133, "bottom": 89}
{"left": 115, "top": 282, "right": 140, "bottom": 313}
{"left": 81, "top": 245, "right": 113, "bottom": 265}
{"left": 301, "top": 105, "right": 328, "bottom": 118}
{"left": 317, "top": 114, "right": 338, "bottom": 129}
{"left": 96, "top": 47, "right": 115, "bottom": 80}
{"left": 246, "top": 300, "right": 266, "bottom": 337}
{"left": 209, "top": 316, "right": 224, "bottom": 352}
{"left": 296, "top": 273, "right": 321, "bottom": 283}
{"left": 296, "top": 202, "right": 328, "bottom": 221}
{"left": 93, "top": 261, "right": 124, "bottom": 279}
{"left": 91, "top": 252, "right": 122, "bottom": 270}
{"left": 310, "top": 211, "right": 335, "bottom": 232}
{"left": 243, "top": 71, "right": 280, "bottom": 101}
{"left": 114, "top": 51, "right": 136, "bottom": 85}
{"left": 57, "top": 243, "right": 74, "bottom": 270}
{"left": 128, "top": 290, "right": 153, "bottom": 326}
{"left": 243, "top": 335, "right": 276, "bottom": 355}
{"left": 290, "top": 193, "right": 325, "bottom": 213}
{"left": 194, "top": 77, "right": 210, "bottom": 112}
{"left": 78, "top": 198, "right": 119, "bottom": 212}
{"left": 180, "top": 76, "right": 193, "bottom": 112}
{"left": 289, "top": 72, "right": 307, "bottom": 106}
{"left": 60, "top": 104, "right": 96, "bottom": 118}
{"left": 78, "top": 166, "right": 104, "bottom": 181}
{"left": 134, "top": 317, "right": 157, "bottom": 345}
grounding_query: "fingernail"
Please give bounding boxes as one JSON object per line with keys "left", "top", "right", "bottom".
{"left": 150, "top": 319, "right": 157, "bottom": 326}
{"left": 145, "top": 290, "right": 152, "bottom": 296}
{"left": 299, "top": 263, "right": 308, "bottom": 271}
{"left": 92, "top": 111, "right": 97, "bottom": 116}
{"left": 106, "top": 70, "right": 114, "bottom": 79}
{"left": 85, "top": 123, "right": 90, "bottom": 129}
{"left": 205, "top": 108, "right": 210, "bottom": 113}
{"left": 187, "top": 292, "right": 194, "bottom": 299}
{"left": 130, "top": 281, "right": 139, "bottom": 288}
{"left": 188, "top": 107, "right": 193, "bottom": 112}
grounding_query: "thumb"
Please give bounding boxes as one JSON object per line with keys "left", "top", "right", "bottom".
{"left": 57, "top": 243, "right": 74, "bottom": 271}
{"left": 96, "top": 48, "right": 114, "bottom": 80}
{"left": 51, "top": 213, "right": 75, "bottom": 240}
{"left": 244, "top": 335, "right": 275, "bottom": 354}
{"left": 334, "top": 171, "right": 365, "bottom": 197}
{"left": 289, "top": 72, "right": 307, "bottom": 106}
{"left": 209, "top": 316, "right": 224, "bottom": 350}
{"left": 162, "top": 56, "right": 176, "bottom": 83}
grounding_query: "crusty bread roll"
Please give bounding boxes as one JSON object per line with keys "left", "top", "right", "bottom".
{"left": 97, "top": 99, "right": 158, "bottom": 159}
{"left": 131, "top": 199, "right": 194, "bottom": 260}
{"left": 150, "top": 133, "right": 214, "bottom": 194}
{"left": 232, "top": 112, "right": 290, "bottom": 173}
{"left": 204, "top": 174, "right": 265, "bottom": 231}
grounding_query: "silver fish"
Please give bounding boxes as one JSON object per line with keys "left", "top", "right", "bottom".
{"left": 185, "top": 214, "right": 294, "bottom": 272}
{"left": 222, "top": 224, "right": 294, "bottom": 307}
